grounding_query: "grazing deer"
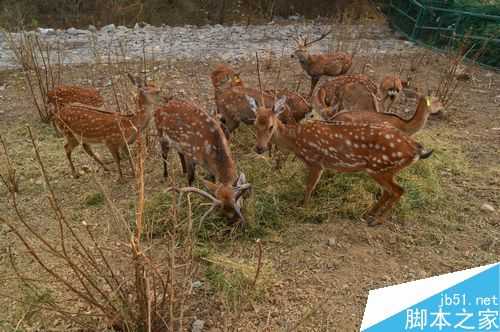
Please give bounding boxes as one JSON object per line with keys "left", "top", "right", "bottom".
{"left": 291, "top": 29, "right": 353, "bottom": 97}
{"left": 246, "top": 95, "right": 433, "bottom": 226}
{"left": 313, "top": 74, "right": 408, "bottom": 115}
{"left": 331, "top": 94, "right": 444, "bottom": 136}
{"left": 54, "top": 75, "right": 161, "bottom": 180}
{"left": 154, "top": 97, "right": 251, "bottom": 223}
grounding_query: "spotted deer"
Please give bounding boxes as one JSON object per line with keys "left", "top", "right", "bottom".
{"left": 246, "top": 95, "right": 433, "bottom": 226}
{"left": 291, "top": 29, "right": 353, "bottom": 97}
{"left": 54, "top": 75, "right": 161, "bottom": 180}
{"left": 47, "top": 85, "right": 105, "bottom": 132}
{"left": 211, "top": 64, "right": 311, "bottom": 134}
{"left": 313, "top": 74, "right": 408, "bottom": 116}
{"left": 331, "top": 94, "right": 444, "bottom": 136}
{"left": 155, "top": 97, "right": 251, "bottom": 223}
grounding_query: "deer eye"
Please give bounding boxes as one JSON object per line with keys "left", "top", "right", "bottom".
{"left": 269, "top": 124, "right": 274, "bottom": 132}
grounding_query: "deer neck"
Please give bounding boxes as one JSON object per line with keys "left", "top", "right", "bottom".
{"left": 404, "top": 97, "right": 431, "bottom": 135}
{"left": 274, "top": 119, "right": 299, "bottom": 152}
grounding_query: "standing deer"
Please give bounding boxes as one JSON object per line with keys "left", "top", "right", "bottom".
{"left": 313, "top": 74, "right": 408, "bottom": 116}
{"left": 211, "top": 64, "right": 311, "bottom": 134}
{"left": 47, "top": 85, "right": 105, "bottom": 115}
{"left": 291, "top": 29, "right": 353, "bottom": 97}
{"left": 54, "top": 75, "right": 161, "bottom": 180}
{"left": 154, "top": 97, "right": 251, "bottom": 223}
{"left": 246, "top": 95, "right": 433, "bottom": 226}
{"left": 47, "top": 85, "right": 105, "bottom": 132}
{"left": 330, "top": 94, "right": 444, "bottom": 136}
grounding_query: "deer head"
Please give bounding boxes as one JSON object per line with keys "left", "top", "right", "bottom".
{"left": 291, "top": 28, "right": 333, "bottom": 60}
{"left": 246, "top": 95, "right": 287, "bottom": 154}
{"left": 172, "top": 173, "right": 251, "bottom": 224}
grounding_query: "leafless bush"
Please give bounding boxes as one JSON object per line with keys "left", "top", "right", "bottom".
{"left": 4, "top": 31, "right": 65, "bottom": 123}
{"left": 0, "top": 128, "right": 197, "bottom": 331}
{"left": 436, "top": 34, "right": 490, "bottom": 108}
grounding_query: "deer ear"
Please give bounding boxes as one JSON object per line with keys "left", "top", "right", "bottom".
{"left": 202, "top": 180, "right": 219, "bottom": 194}
{"left": 245, "top": 95, "right": 258, "bottom": 114}
{"left": 273, "top": 96, "right": 287, "bottom": 115}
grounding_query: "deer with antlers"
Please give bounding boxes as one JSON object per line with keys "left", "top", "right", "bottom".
{"left": 329, "top": 93, "right": 444, "bottom": 136}
{"left": 246, "top": 95, "right": 433, "bottom": 226}
{"left": 54, "top": 75, "right": 161, "bottom": 180}
{"left": 291, "top": 29, "right": 353, "bottom": 97}
{"left": 155, "top": 97, "right": 251, "bottom": 224}
{"left": 312, "top": 74, "right": 409, "bottom": 117}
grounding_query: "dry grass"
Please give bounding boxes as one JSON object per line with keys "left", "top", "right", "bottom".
{"left": 0, "top": 32, "right": 499, "bottom": 330}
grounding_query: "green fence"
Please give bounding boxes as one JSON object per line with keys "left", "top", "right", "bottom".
{"left": 383, "top": 0, "right": 500, "bottom": 69}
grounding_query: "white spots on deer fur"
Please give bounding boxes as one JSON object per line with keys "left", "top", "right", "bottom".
{"left": 375, "top": 144, "right": 380, "bottom": 150}
{"left": 389, "top": 142, "right": 395, "bottom": 148}
{"left": 385, "top": 134, "right": 393, "bottom": 140}
{"left": 397, "top": 138, "right": 402, "bottom": 143}
{"left": 345, "top": 139, "right": 352, "bottom": 146}
{"left": 382, "top": 154, "right": 389, "bottom": 161}
{"left": 353, "top": 143, "right": 359, "bottom": 148}
{"left": 396, "top": 151, "right": 403, "bottom": 158}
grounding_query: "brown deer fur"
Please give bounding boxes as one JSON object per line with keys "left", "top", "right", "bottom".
{"left": 55, "top": 77, "right": 161, "bottom": 180}
{"left": 47, "top": 85, "right": 105, "bottom": 115}
{"left": 154, "top": 97, "right": 250, "bottom": 222}
{"left": 211, "top": 64, "right": 311, "bottom": 133}
{"left": 247, "top": 96, "right": 433, "bottom": 226}
{"left": 331, "top": 95, "right": 444, "bottom": 136}
{"left": 293, "top": 43, "right": 352, "bottom": 97}
{"left": 313, "top": 74, "right": 406, "bottom": 114}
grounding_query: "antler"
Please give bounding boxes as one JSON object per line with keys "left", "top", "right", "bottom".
{"left": 303, "top": 28, "right": 333, "bottom": 47}
{"left": 167, "top": 186, "right": 221, "bottom": 205}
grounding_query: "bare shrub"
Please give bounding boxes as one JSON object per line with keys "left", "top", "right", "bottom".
{"left": 4, "top": 31, "right": 65, "bottom": 123}
{"left": 0, "top": 128, "right": 197, "bottom": 331}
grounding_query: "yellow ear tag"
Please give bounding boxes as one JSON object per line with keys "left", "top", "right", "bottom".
{"left": 233, "top": 75, "right": 241, "bottom": 83}
{"left": 426, "top": 96, "right": 431, "bottom": 107}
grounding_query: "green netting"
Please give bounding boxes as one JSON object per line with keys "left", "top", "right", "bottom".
{"left": 382, "top": 0, "right": 500, "bottom": 69}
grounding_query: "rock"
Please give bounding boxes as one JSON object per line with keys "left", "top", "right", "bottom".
{"left": 327, "top": 238, "right": 336, "bottom": 247}
{"left": 101, "top": 24, "right": 116, "bottom": 33}
{"left": 481, "top": 203, "right": 495, "bottom": 213}
{"left": 192, "top": 281, "right": 203, "bottom": 289}
{"left": 37, "top": 27, "right": 56, "bottom": 35}
{"left": 67, "top": 27, "right": 89, "bottom": 35}
{"left": 88, "top": 25, "right": 97, "bottom": 33}
{"left": 192, "top": 319, "right": 205, "bottom": 332}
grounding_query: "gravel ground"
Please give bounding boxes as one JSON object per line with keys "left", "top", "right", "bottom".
{"left": 0, "top": 21, "right": 418, "bottom": 69}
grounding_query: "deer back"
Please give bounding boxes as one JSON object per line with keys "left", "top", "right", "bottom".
{"left": 155, "top": 99, "right": 237, "bottom": 185}
{"left": 294, "top": 121, "right": 422, "bottom": 173}
{"left": 55, "top": 104, "right": 142, "bottom": 145}
{"left": 218, "top": 86, "right": 275, "bottom": 125}
{"left": 47, "top": 85, "right": 104, "bottom": 113}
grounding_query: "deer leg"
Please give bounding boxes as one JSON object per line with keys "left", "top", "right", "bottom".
{"left": 303, "top": 166, "right": 323, "bottom": 206}
{"left": 178, "top": 153, "right": 187, "bottom": 174}
{"left": 361, "top": 190, "right": 390, "bottom": 222}
{"left": 186, "top": 160, "right": 196, "bottom": 186}
{"left": 64, "top": 136, "right": 80, "bottom": 178}
{"left": 160, "top": 139, "right": 170, "bottom": 179}
{"left": 82, "top": 143, "right": 110, "bottom": 172}
{"left": 107, "top": 145, "right": 123, "bottom": 182}
{"left": 368, "top": 173, "right": 404, "bottom": 226}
